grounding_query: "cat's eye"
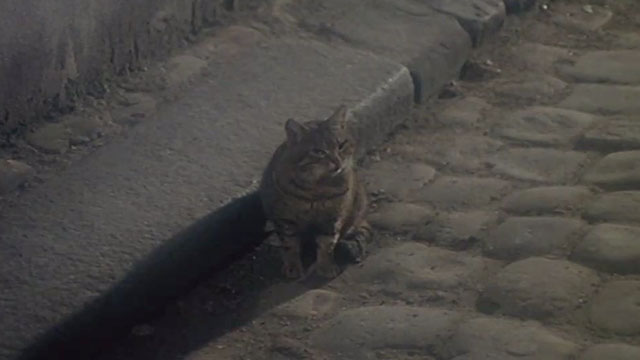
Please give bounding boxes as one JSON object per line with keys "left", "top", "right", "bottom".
{"left": 311, "top": 149, "right": 327, "bottom": 157}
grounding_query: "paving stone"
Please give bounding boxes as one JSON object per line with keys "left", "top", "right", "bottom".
{"left": 504, "top": 0, "right": 537, "bottom": 14}
{"left": 559, "top": 50, "right": 640, "bottom": 85}
{"left": 392, "top": 133, "right": 503, "bottom": 172}
{"left": 493, "top": 75, "right": 568, "bottom": 102}
{"left": 511, "top": 43, "right": 573, "bottom": 72}
{"left": 479, "top": 257, "right": 598, "bottom": 319}
{"left": 588, "top": 280, "right": 640, "bottom": 335}
{"left": 63, "top": 113, "right": 107, "bottom": 145}
{"left": 572, "top": 224, "right": 640, "bottom": 274}
{"left": 363, "top": 161, "right": 436, "bottom": 200}
{"left": 612, "top": 32, "right": 640, "bottom": 49}
{"left": 445, "top": 317, "right": 579, "bottom": 360}
{"left": 26, "top": 122, "right": 70, "bottom": 154}
{"left": 310, "top": 306, "right": 462, "bottom": 359}
{"left": 369, "top": 202, "right": 434, "bottom": 231}
{"left": 580, "top": 343, "right": 640, "bottom": 360}
{"left": 270, "top": 289, "right": 341, "bottom": 319}
{"left": 582, "top": 151, "right": 640, "bottom": 191}
{"left": 559, "top": 84, "right": 640, "bottom": 115}
{"left": 584, "top": 191, "right": 640, "bottom": 224}
{"left": 413, "top": 176, "right": 512, "bottom": 210}
{"left": 488, "top": 148, "right": 589, "bottom": 183}
{"left": 502, "top": 186, "right": 593, "bottom": 215}
{"left": 578, "top": 118, "right": 640, "bottom": 152}
{"left": 436, "top": 96, "right": 492, "bottom": 128}
{"left": 112, "top": 92, "right": 158, "bottom": 126}
{"left": 341, "top": 242, "right": 497, "bottom": 296}
{"left": 483, "top": 216, "right": 585, "bottom": 260}
{"left": 550, "top": 3, "right": 613, "bottom": 31}
{"left": 493, "top": 106, "right": 596, "bottom": 146}
{"left": 416, "top": 210, "right": 498, "bottom": 250}
{"left": 273, "top": 0, "right": 471, "bottom": 103}
{"left": 426, "top": 0, "right": 506, "bottom": 46}
{"left": 0, "top": 160, "right": 35, "bottom": 195}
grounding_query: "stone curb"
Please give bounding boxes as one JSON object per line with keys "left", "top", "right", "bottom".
{"left": 1, "top": 0, "right": 533, "bottom": 358}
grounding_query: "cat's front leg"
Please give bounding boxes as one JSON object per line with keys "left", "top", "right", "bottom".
{"left": 275, "top": 222, "right": 304, "bottom": 279}
{"left": 314, "top": 233, "right": 341, "bottom": 278}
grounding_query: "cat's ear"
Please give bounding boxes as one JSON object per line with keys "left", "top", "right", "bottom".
{"left": 285, "top": 118, "right": 307, "bottom": 144}
{"left": 326, "top": 105, "right": 348, "bottom": 133}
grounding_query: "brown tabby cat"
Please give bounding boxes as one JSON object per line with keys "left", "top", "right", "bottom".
{"left": 260, "top": 105, "right": 371, "bottom": 279}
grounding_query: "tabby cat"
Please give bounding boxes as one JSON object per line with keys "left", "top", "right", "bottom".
{"left": 260, "top": 105, "right": 371, "bottom": 279}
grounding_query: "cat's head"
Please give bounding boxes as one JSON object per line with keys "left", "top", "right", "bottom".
{"left": 282, "top": 105, "right": 355, "bottom": 186}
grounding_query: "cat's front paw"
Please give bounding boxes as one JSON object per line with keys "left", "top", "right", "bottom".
{"left": 315, "top": 261, "right": 341, "bottom": 279}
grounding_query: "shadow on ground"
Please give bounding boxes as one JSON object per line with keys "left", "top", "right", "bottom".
{"left": 22, "top": 190, "right": 342, "bottom": 360}
{"left": 19, "top": 191, "right": 315, "bottom": 360}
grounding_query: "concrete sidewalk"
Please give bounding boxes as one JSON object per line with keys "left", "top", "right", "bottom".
{"left": 0, "top": 0, "right": 520, "bottom": 358}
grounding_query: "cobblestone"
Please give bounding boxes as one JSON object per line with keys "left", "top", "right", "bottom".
{"left": 478, "top": 257, "right": 598, "bottom": 320}
{"left": 578, "top": 118, "right": 640, "bottom": 152}
{"left": 579, "top": 343, "right": 640, "bottom": 360}
{"left": 572, "top": 224, "right": 640, "bottom": 274}
{"left": 392, "top": 133, "right": 503, "bottom": 172}
{"left": 583, "top": 191, "right": 640, "bottom": 224}
{"left": 340, "top": 242, "right": 498, "bottom": 301}
{"left": 492, "top": 107, "right": 596, "bottom": 147}
{"left": 483, "top": 216, "right": 585, "bottom": 260}
{"left": 559, "top": 50, "right": 640, "bottom": 85}
{"left": 502, "top": 186, "right": 593, "bottom": 215}
{"left": 550, "top": 3, "right": 613, "bottom": 31}
{"left": 310, "top": 306, "right": 462, "bottom": 359}
{"left": 416, "top": 210, "right": 498, "bottom": 250}
{"left": 588, "top": 280, "right": 640, "bottom": 336}
{"left": 369, "top": 202, "right": 434, "bottom": 231}
{"left": 362, "top": 160, "right": 436, "bottom": 200}
{"left": 510, "top": 43, "right": 573, "bottom": 72}
{"left": 493, "top": 75, "right": 568, "bottom": 102}
{"left": 487, "top": 148, "right": 589, "bottom": 183}
{"left": 414, "top": 176, "right": 512, "bottom": 210}
{"left": 559, "top": 84, "right": 640, "bottom": 115}
{"left": 444, "top": 317, "right": 579, "bottom": 360}
{"left": 582, "top": 150, "right": 640, "bottom": 190}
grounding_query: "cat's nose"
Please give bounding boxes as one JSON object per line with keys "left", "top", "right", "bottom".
{"left": 328, "top": 154, "right": 341, "bottom": 170}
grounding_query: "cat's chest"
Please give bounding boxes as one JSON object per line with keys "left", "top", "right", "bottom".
{"left": 277, "top": 195, "right": 346, "bottom": 225}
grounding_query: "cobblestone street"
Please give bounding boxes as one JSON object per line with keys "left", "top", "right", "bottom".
{"left": 65, "top": 1, "right": 640, "bottom": 359}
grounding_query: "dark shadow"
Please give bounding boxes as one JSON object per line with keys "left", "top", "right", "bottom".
{"left": 20, "top": 190, "right": 347, "bottom": 360}
{"left": 20, "top": 191, "right": 271, "bottom": 360}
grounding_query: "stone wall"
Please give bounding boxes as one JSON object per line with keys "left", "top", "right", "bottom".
{"left": 0, "top": 0, "right": 258, "bottom": 136}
